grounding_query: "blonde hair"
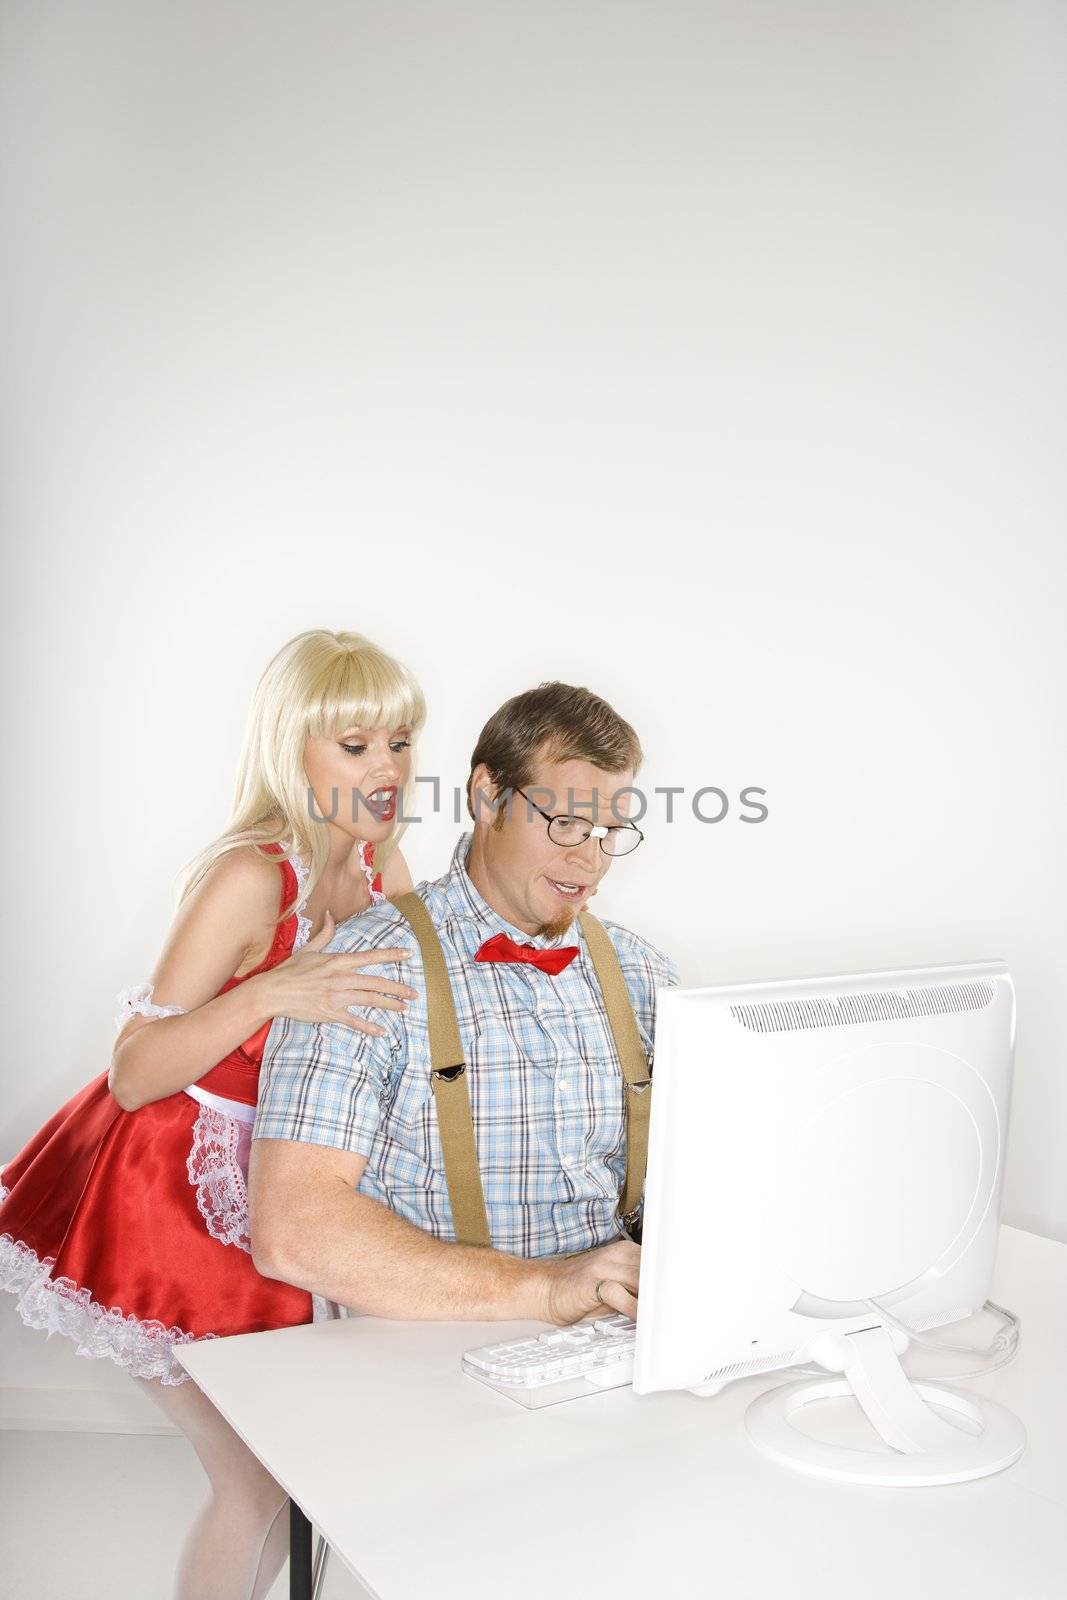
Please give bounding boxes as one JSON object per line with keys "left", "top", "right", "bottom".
{"left": 177, "top": 630, "right": 426, "bottom": 924}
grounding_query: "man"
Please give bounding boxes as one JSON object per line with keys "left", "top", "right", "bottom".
{"left": 249, "top": 681, "right": 678, "bottom": 1327}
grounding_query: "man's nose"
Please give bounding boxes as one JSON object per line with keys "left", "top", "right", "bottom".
{"left": 564, "top": 833, "right": 602, "bottom": 875}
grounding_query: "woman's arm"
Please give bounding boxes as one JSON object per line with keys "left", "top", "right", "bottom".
{"left": 110, "top": 844, "right": 419, "bottom": 1115}
{"left": 108, "top": 849, "right": 287, "bottom": 1112}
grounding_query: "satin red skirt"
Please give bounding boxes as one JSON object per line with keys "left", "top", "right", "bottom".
{"left": 0, "top": 1069, "right": 312, "bottom": 1379}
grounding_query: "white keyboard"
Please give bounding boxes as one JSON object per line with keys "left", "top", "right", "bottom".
{"left": 462, "top": 1313, "right": 637, "bottom": 1408}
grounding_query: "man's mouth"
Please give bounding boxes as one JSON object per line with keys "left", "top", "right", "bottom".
{"left": 546, "top": 878, "right": 590, "bottom": 903}
{"left": 366, "top": 787, "right": 398, "bottom": 821}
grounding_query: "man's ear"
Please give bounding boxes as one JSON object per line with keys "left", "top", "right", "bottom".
{"left": 468, "top": 762, "right": 504, "bottom": 826}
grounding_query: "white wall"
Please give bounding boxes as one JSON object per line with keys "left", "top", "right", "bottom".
{"left": 2, "top": 1, "right": 1065, "bottom": 1407}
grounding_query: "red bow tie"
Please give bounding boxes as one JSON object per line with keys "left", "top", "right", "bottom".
{"left": 475, "top": 931, "right": 579, "bottom": 976}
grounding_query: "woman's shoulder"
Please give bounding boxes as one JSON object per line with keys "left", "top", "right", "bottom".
{"left": 174, "top": 842, "right": 299, "bottom": 977}
{"left": 185, "top": 841, "right": 294, "bottom": 920}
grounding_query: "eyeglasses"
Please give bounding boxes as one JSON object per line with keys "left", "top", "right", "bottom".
{"left": 513, "top": 788, "right": 644, "bottom": 857}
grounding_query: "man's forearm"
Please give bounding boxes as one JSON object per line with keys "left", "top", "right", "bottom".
{"left": 254, "top": 1177, "right": 549, "bottom": 1321}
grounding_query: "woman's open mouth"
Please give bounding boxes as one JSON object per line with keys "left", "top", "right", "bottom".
{"left": 366, "top": 787, "right": 398, "bottom": 821}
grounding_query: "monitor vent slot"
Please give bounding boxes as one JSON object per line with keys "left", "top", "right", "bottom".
{"left": 705, "top": 1351, "right": 792, "bottom": 1381}
{"left": 730, "top": 979, "right": 996, "bottom": 1035}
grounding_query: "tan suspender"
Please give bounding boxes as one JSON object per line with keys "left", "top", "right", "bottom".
{"left": 390, "top": 893, "right": 652, "bottom": 1247}
{"left": 391, "top": 893, "right": 491, "bottom": 1248}
{"left": 577, "top": 911, "right": 654, "bottom": 1224}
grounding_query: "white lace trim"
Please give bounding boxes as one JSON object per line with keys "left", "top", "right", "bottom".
{"left": 114, "top": 983, "right": 188, "bottom": 1034}
{"left": 286, "top": 846, "right": 313, "bottom": 950}
{"left": 186, "top": 1103, "right": 252, "bottom": 1254}
{"left": 0, "top": 1217, "right": 210, "bottom": 1386}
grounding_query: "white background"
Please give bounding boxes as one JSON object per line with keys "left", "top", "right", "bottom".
{"left": 2, "top": 1, "right": 1064, "bottom": 1405}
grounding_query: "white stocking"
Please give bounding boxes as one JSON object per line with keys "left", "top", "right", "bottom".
{"left": 250, "top": 1496, "right": 292, "bottom": 1600}
{"left": 132, "top": 1372, "right": 290, "bottom": 1600}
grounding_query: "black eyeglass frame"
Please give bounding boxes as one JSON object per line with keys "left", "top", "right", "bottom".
{"left": 511, "top": 786, "right": 645, "bottom": 857}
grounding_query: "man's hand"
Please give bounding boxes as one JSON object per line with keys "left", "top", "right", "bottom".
{"left": 538, "top": 1238, "right": 641, "bottom": 1325}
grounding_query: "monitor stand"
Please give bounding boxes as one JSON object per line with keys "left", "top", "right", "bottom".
{"left": 742, "top": 1324, "right": 1026, "bottom": 1486}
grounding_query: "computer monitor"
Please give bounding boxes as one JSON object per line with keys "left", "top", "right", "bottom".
{"left": 633, "top": 959, "right": 1027, "bottom": 1486}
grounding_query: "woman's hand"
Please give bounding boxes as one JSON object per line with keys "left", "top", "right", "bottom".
{"left": 256, "top": 914, "right": 417, "bottom": 1035}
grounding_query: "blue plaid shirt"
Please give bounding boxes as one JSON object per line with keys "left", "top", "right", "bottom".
{"left": 254, "top": 831, "right": 679, "bottom": 1257}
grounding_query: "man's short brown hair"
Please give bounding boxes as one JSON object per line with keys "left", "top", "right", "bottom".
{"left": 466, "top": 681, "right": 643, "bottom": 821}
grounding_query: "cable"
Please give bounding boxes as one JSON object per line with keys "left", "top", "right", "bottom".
{"left": 866, "top": 1295, "right": 1020, "bottom": 1379}
{"left": 792, "top": 1297, "right": 1021, "bottom": 1382}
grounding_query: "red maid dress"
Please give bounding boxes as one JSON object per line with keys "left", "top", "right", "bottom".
{"left": 0, "top": 839, "right": 385, "bottom": 1385}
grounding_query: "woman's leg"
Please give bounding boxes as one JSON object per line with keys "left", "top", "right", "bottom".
{"left": 249, "top": 1499, "right": 292, "bottom": 1600}
{"left": 132, "top": 1371, "right": 290, "bottom": 1600}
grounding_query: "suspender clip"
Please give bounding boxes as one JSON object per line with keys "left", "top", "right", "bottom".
{"left": 620, "top": 1202, "right": 644, "bottom": 1243}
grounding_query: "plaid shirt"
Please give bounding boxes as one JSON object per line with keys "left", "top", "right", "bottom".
{"left": 254, "top": 831, "right": 679, "bottom": 1257}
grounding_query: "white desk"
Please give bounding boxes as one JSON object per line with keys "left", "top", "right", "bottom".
{"left": 178, "top": 1225, "right": 1067, "bottom": 1599}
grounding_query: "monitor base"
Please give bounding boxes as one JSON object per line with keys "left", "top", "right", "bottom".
{"left": 744, "top": 1324, "right": 1026, "bottom": 1486}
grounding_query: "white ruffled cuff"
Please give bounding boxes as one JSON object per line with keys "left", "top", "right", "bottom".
{"left": 114, "top": 983, "right": 188, "bottom": 1033}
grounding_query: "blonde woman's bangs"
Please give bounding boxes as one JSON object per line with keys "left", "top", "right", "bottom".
{"left": 309, "top": 647, "right": 426, "bottom": 742}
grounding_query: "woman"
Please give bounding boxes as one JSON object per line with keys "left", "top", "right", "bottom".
{"left": 0, "top": 628, "right": 425, "bottom": 1599}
